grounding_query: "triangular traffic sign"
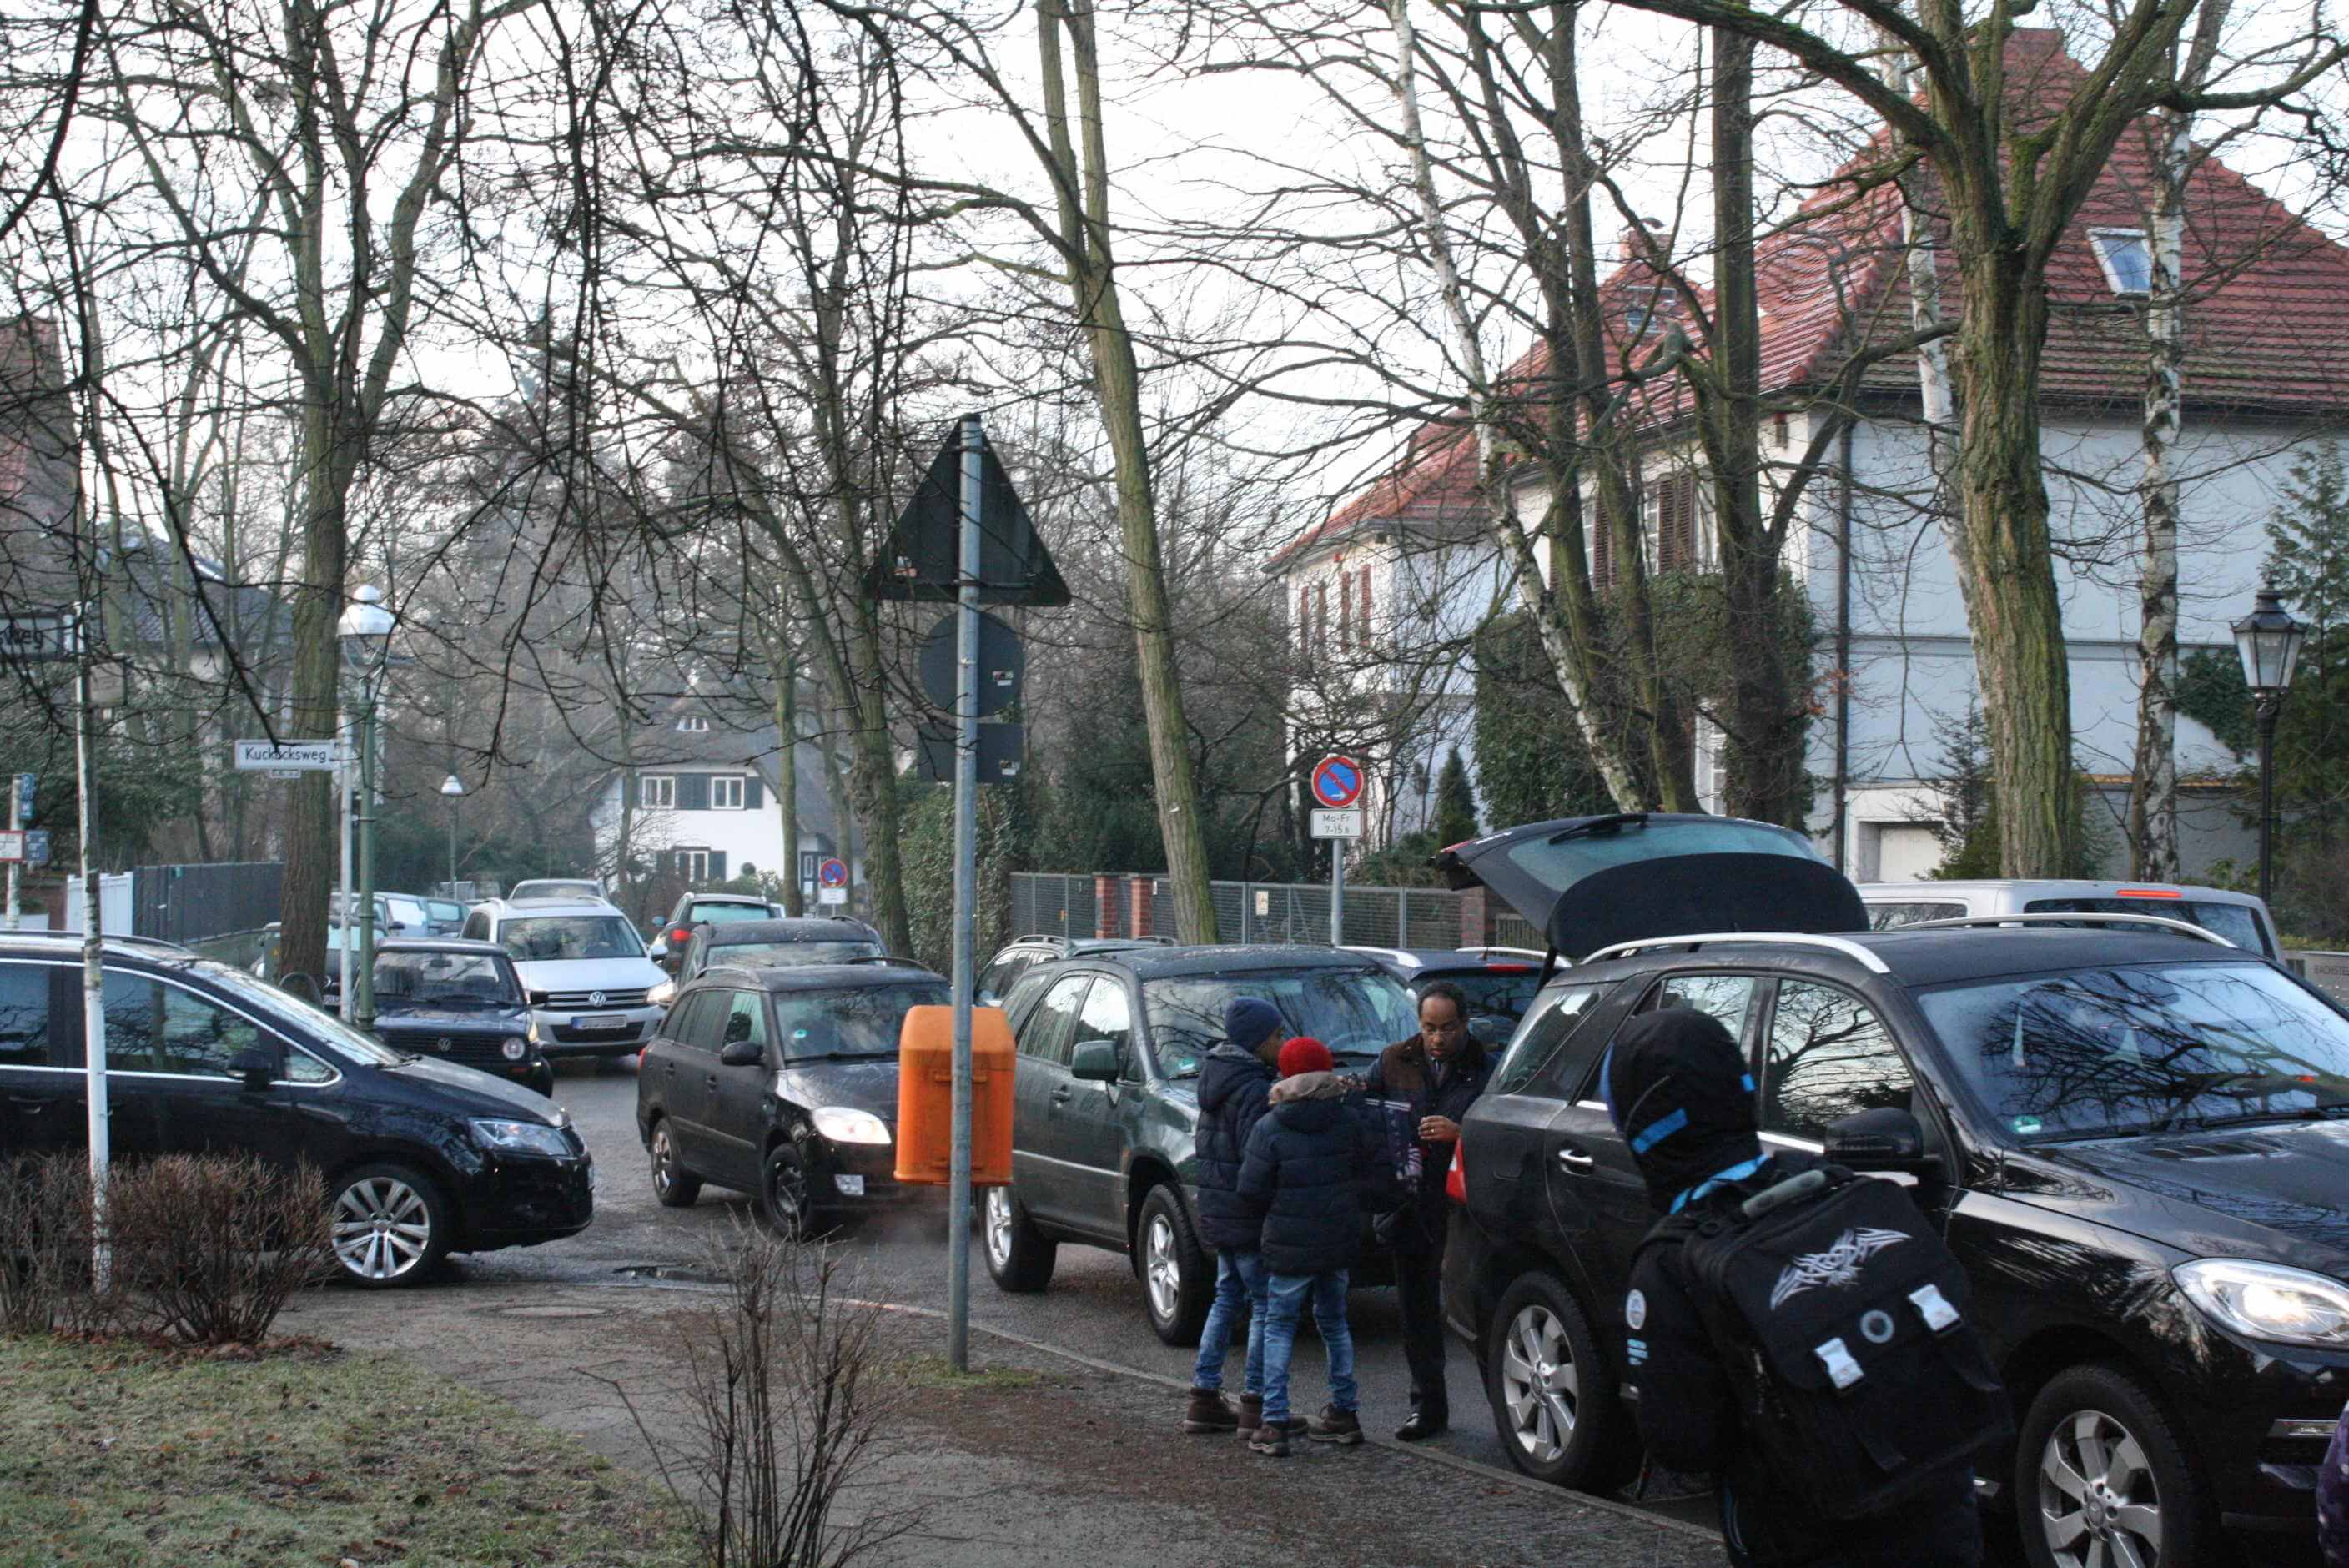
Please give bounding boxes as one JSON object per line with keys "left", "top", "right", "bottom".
{"left": 865, "top": 425, "right": 1070, "bottom": 606}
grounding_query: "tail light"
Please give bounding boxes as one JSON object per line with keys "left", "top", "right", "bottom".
{"left": 1446, "top": 1140, "right": 1466, "bottom": 1204}
{"left": 670, "top": 927, "right": 693, "bottom": 946}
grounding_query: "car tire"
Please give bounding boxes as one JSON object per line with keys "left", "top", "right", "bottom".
{"left": 757, "top": 1142, "right": 812, "bottom": 1239}
{"left": 1484, "top": 1272, "right": 1636, "bottom": 1492}
{"left": 329, "top": 1163, "right": 451, "bottom": 1289}
{"left": 2016, "top": 1362, "right": 2201, "bottom": 1568}
{"left": 648, "top": 1118, "right": 701, "bottom": 1208}
{"left": 983, "top": 1184, "right": 1056, "bottom": 1293}
{"left": 1136, "top": 1184, "right": 1211, "bottom": 1347}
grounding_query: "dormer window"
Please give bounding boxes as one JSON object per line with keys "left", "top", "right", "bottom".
{"left": 2089, "top": 229, "right": 2153, "bottom": 296}
{"left": 677, "top": 715, "right": 709, "bottom": 732}
{"left": 1624, "top": 286, "right": 1662, "bottom": 334}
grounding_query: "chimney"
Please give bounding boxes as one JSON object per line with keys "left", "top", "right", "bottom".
{"left": 1618, "top": 218, "right": 1664, "bottom": 264}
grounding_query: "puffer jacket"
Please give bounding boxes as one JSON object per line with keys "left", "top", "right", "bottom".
{"left": 1365, "top": 1036, "right": 1493, "bottom": 1231}
{"left": 1193, "top": 1042, "right": 1277, "bottom": 1252}
{"left": 1236, "top": 1072, "right": 1394, "bottom": 1276}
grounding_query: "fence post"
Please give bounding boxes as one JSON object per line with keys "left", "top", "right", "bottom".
{"left": 1397, "top": 888, "right": 1410, "bottom": 949}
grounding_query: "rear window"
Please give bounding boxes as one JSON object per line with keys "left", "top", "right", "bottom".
{"left": 1499, "top": 817, "right": 1819, "bottom": 892}
{"left": 2021, "top": 897, "right": 2271, "bottom": 957}
{"left": 692, "top": 902, "right": 776, "bottom": 926}
{"left": 1868, "top": 901, "right": 1968, "bottom": 930}
{"left": 709, "top": 940, "right": 884, "bottom": 968}
{"left": 1436, "top": 969, "right": 1544, "bottom": 1030}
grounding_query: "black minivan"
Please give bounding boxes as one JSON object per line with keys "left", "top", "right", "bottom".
{"left": 1437, "top": 812, "right": 2349, "bottom": 1564}
{"left": 0, "top": 935, "right": 593, "bottom": 1289}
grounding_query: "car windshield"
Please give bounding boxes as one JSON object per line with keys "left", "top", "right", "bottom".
{"left": 2018, "top": 897, "right": 2271, "bottom": 957}
{"left": 1143, "top": 968, "right": 1419, "bottom": 1078}
{"left": 1916, "top": 961, "right": 2349, "bottom": 1142}
{"left": 191, "top": 961, "right": 407, "bottom": 1067}
{"left": 426, "top": 901, "right": 463, "bottom": 922}
{"left": 773, "top": 983, "right": 949, "bottom": 1059}
{"left": 693, "top": 902, "right": 775, "bottom": 925}
{"left": 375, "top": 951, "right": 519, "bottom": 1008}
{"left": 708, "top": 940, "right": 884, "bottom": 970}
{"left": 500, "top": 915, "right": 645, "bottom": 962}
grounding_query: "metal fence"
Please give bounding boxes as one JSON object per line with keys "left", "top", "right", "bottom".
{"left": 130, "top": 861, "right": 282, "bottom": 946}
{"left": 1010, "top": 872, "right": 1469, "bottom": 951}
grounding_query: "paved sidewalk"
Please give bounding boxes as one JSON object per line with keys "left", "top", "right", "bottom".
{"left": 284, "top": 1279, "right": 1720, "bottom": 1568}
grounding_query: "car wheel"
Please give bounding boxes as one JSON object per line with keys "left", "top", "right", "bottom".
{"left": 2018, "top": 1364, "right": 2201, "bottom": 1568}
{"left": 1136, "top": 1185, "right": 1211, "bottom": 1347}
{"left": 982, "top": 1184, "right": 1055, "bottom": 1292}
{"left": 648, "top": 1119, "right": 701, "bottom": 1208}
{"left": 1484, "top": 1272, "right": 1635, "bottom": 1491}
{"left": 330, "top": 1163, "right": 450, "bottom": 1289}
{"left": 757, "top": 1143, "right": 811, "bottom": 1239}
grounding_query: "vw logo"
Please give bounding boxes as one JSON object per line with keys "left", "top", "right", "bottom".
{"left": 435, "top": 1037, "right": 453, "bottom": 1053}
{"left": 588, "top": 990, "right": 607, "bottom": 1007}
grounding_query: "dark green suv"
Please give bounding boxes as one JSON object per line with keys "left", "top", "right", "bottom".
{"left": 981, "top": 945, "right": 1418, "bottom": 1344}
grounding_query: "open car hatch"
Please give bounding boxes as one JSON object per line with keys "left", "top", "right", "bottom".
{"left": 1433, "top": 812, "right": 1869, "bottom": 962}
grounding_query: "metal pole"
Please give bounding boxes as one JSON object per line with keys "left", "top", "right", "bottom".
{"left": 947, "top": 412, "right": 982, "bottom": 1372}
{"left": 2258, "top": 694, "right": 2281, "bottom": 907}
{"left": 449, "top": 794, "right": 459, "bottom": 887}
{"left": 337, "top": 703, "right": 354, "bottom": 1017}
{"left": 355, "top": 680, "right": 379, "bottom": 1031}
{"left": 74, "top": 624, "right": 108, "bottom": 1288}
{"left": 1330, "top": 837, "right": 1346, "bottom": 946}
{"left": 5, "top": 772, "right": 21, "bottom": 932}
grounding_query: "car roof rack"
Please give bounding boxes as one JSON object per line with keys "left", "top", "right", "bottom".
{"left": 1580, "top": 932, "right": 1894, "bottom": 975}
{"left": 1896, "top": 912, "right": 2236, "bottom": 947}
{"left": 1455, "top": 946, "right": 1549, "bottom": 961}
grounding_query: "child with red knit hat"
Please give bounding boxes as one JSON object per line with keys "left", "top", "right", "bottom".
{"left": 1234, "top": 1035, "right": 1395, "bottom": 1455}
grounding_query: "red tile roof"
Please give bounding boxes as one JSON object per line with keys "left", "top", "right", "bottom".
{"left": 1275, "top": 28, "right": 2349, "bottom": 574}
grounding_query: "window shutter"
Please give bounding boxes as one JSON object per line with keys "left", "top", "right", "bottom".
{"left": 679, "top": 773, "right": 710, "bottom": 812}
{"left": 1592, "top": 491, "right": 1615, "bottom": 589}
{"left": 1659, "top": 474, "right": 1696, "bottom": 571}
{"left": 1316, "top": 581, "right": 1329, "bottom": 645}
{"left": 621, "top": 774, "right": 636, "bottom": 810}
{"left": 745, "top": 775, "right": 763, "bottom": 810}
{"left": 1339, "top": 572, "right": 1352, "bottom": 649}
{"left": 711, "top": 851, "right": 728, "bottom": 882}
{"left": 1359, "top": 567, "right": 1372, "bottom": 641}
{"left": 655, "top": 851, "right": 673, "bottom": 877}
{"left": 1297, "top": 586, "right": 1310, "bottom": 650}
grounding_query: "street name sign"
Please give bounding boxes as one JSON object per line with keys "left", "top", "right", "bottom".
{"left": 1311, "top": 808, "right": 1365, "bottom": 839}
{"left": 233, "top": 740, "right": 339, "bottom": 772}
{"left": 0, "top": 614, "right": 78, "bottom": 662}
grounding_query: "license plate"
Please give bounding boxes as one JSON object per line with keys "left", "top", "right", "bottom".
{"left": 833, "top": 1174, "right": 865, "bottom": 1197}
{"left": 576, "top": 1014, "right": 626, "bottom": 1032}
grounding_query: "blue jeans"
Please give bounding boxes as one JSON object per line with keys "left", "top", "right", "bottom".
{"left": 1260, "top": 1269, "right": 1355, "bottom": 1424}
{"left": 1190, "top": 1249, "right": 1267, "bottom": 1395}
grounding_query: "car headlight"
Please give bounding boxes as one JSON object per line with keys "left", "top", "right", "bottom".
{"left": 648, "top": 979, "right": 676, "bottom": 1008}
{"left": 2175, "top": 1259, "right": 2349, "bottom": 1348}
{"left": 811, "top": 1107, "right": 890, "bottom": 1145}
{"left": 526, "top": 1017, "right": 541, "bottom": 1046}
{"left": 471, "top": 1118, "right": 573, "bottom": 1158}
{"left": 501, "top": 1037, "right": 527, "bottom": 1061}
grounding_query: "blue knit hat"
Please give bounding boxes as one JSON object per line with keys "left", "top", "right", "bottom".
{"left": 1224, "top": 997, "right": 1285, "bottom": 1053}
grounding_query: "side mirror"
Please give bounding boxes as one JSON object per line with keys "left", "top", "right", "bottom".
{"left": 719, "top": 1039, "right": 764, "bottom": 1068}
{"left": 977, "top": 990, "right": 999, "bottom": 1009}
{"left": 1069, "top": 1039, "right": 1120, "bottom": 1083}
{"left": 1825, "top": 1107, "right": 1939, "bottom": 1175}
{"left": 229, "top": 1047, "right": 276, "bottom": 1092}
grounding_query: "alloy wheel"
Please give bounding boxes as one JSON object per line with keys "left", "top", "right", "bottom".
{"left": 1499, "top": 1303, "right": 1579, "bottom": 1465}
{"left": 651, "top": 1126, "right": 677, "bottom": 1196}
{"left": 765, "top": 1149, "right": 808, "bottom": 1238}
{"left": 1143, "top": 1211, "right": 1181, "bottom": 1322}
{"left": 2039, "top": 1408, "right": 2164, "bottom": 1568}
{"left": 985, "top": 1187, "right": 1015, "bottom": 1267}
{"left": 334, "top": 1175, "right": 432, "bottom": 1283}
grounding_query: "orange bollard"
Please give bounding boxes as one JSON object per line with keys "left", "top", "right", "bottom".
{"left": 894, "top": 1004, "right": 1014, "bottom": 1186}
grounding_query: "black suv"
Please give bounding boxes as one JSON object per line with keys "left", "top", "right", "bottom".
{"left": 1445, "top": 916, "right": 2349, "bottom": 1563}
{"left": 656, "top": 917, "right": 889, "bottom": 1004}
{"left": 636, "top": 962, "right": 947, "bottom": 1234}
{"left": 0, "top": 935, "right": 591, "bottom": 1288}
{"left": 976, "top": 934, "right": 1179, "bottom": 1007}
{"left": 982, "top": 945, "right": 1418, "bottom": 1344}
{"left": 370, "top": 938, "right": 553, "bottom": 1098}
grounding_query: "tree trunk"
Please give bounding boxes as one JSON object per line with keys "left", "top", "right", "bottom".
{"left": 843, "top": 596, "right": 910, "bottom": 955}
{"left": 277, "top": 410, "right": 349, "bottom": 985}
{"left": 1037, "top": 0, "right": 1219, "bottom": 940}
{"left": 1949, "top": 249, "right": 2076, "bottom": 875}
{"left": 774, "top": 653, "right": 803, "bottom": 917}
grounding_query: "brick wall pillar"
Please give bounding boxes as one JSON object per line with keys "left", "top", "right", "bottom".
{"left": 1129, "top": 877, "right": 1154, "bottom": 938}
{"left": 1459, "top": 887, "right": 1496, "bottom": 949}
{"left": 1094, "top": 874, "right": 1124, "bottom": 937}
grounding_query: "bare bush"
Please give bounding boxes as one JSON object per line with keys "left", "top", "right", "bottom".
{"left": 104, "top": 1154, "right": 334, "bottom": 1345}
{"left": 0, "top": 1153, "right": 101, "bottom": 1335}
{"left": 627, "top": 1224, "right": 916, "bottom": 1568}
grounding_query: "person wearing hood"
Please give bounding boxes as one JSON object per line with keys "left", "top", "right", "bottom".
{"left": 1235, "top": 1036, "right": 1396, "bottom": 1457}
{"left": 1610, "top": 1008, "right": 1982, "bottom": 1568}
{"left": 1182, "top": 996, "right": 1287, "bottom": 1435}
{"left": 1362, "top": 979, "right": 1493, "bottom": 1440}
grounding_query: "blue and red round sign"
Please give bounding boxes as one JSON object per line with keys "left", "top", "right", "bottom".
{"left": 1310, "top": 755, "right": 1364, "bottom": 810}
{"left": 817, "top": 857, "right": 849, "bottom": 889}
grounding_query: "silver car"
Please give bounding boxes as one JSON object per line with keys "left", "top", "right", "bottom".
{"left": 462, "top": 897, "right": 667, "bottom": 1061}
{"left": 1859, "top": 877, "right": 2281, "bottom": 957}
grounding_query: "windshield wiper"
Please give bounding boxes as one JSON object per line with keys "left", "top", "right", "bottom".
{"left": 784, "top": 1050, "right": 893, "bottom": 1064}
{"left": 2162, "top": 1104, "right": 2349, "bottom": 1133}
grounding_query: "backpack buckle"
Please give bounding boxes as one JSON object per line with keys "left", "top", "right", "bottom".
{"left": 1909, "top": 1283, "right": 1960, "bottom": 1333}
{"left": 1814, "top": 1336, "right": 1864, "bottom": 1390}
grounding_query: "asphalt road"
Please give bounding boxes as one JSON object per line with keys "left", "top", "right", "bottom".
{"left": 431, "top": 1058, "right": 1718, "bottom": 1528}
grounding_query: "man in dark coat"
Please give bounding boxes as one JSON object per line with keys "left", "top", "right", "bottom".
{"left": 1361, "top": 979, "right": 1492, "bottom": 1440}
{"left": 1611, "top": 1008, "right": 1981, "bottom": 1568}
{"left": 1235, "top": 1036, "right": 1393, "bottom": 1456}
{"left": 1182, "top": 996, "right": 1285, "bottom": 1435}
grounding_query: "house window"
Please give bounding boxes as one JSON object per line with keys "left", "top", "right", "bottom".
{"left": 1693, "top": 716, "right": 1728, "bottom": 815}
{"left": 1358, "top": 567, "right": 1372, "bottom": 643}
{"left": 712, "top": 776, "right": 745, "bottom": 811}
{"left": 2089, "top": 229, "right": 2153, "bottom": 296}
{"left": 1339, "top": 572, "right": 1353, "bottom": 650}
{"left": 640, "top": 775, "right": 676, "bottom": 809}
{"left": 677, "top": 716, "right": 710, "bottom": 733}
{"left": 676, "top": 848, "right": 712, "bottom": 882}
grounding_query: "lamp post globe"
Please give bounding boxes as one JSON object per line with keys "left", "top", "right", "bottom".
{"left": 2232, "top": 586, "right": 2306, "bottom": 908}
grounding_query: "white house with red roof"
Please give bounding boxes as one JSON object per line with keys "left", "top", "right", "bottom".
{"left": 1274, "top": 30, "right": 2348, "bottom": 878}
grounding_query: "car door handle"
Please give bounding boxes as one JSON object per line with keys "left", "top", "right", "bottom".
{"left": 1556, "top": 1147, "right": 1596, "bottom": 1174}
{"left": 4, "top": 1096, "right": 47, "bottom": 1113}
{"left": 1049, "top": 1086, "right": 1073, "bottom": 1106}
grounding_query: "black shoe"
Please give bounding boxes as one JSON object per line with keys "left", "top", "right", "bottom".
{"left": 1394, "top": 1409, "right": 1447, "bottom": 1441}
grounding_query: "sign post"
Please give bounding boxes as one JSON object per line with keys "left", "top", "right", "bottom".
{"left": 1310, "top": 756, "right": 1366, "bottom": 945}
{"left": 3, "top": 772, "right": 28, "bottom": 932}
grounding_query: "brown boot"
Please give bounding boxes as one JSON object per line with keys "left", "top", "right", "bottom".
{"left": 1183, "top": 1387, "right": 1238, "bottom": 1434}
{"left": 1307, "top": 1405, "right": 1364, "bottom": 1446}
{"left": 1238, "top": 1393, "right": 1262, "bottom": 1431}
{"left": 1247, "top": 1423, "right": 1290, "bottom": 1457}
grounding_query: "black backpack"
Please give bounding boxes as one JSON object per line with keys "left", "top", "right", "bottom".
{"left": 1641, "top": 1160, "right": 2010, "bottom": 1521}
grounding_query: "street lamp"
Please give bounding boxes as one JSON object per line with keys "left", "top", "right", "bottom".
{"left": 338, "top": 585, "right": 395, "bottom": 1030}
{"left": 2232, "top": 585, "right": 2306, "bottom": 907}
{"left": 440, "top": 773, "right": 465, "bottom": 889}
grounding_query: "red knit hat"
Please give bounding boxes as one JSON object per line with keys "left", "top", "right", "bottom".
{"left": 1277, "top": 1036, "right": 1334, "bottom": 1078}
